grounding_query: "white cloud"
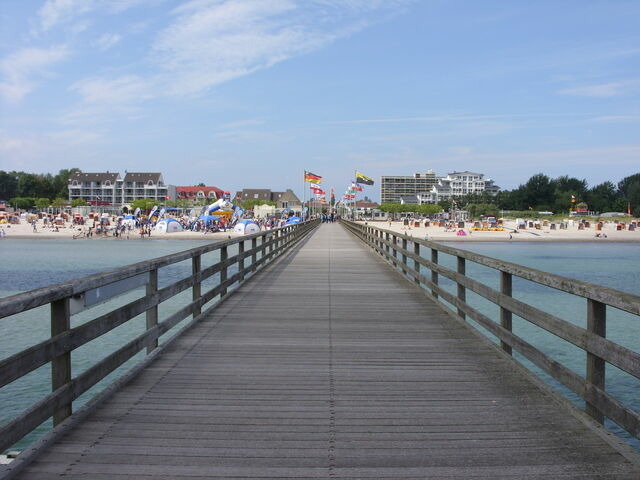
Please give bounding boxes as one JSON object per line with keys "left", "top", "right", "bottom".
{"left": 37, "top": 0, "right": 154, "bottom": 32}
{"left": 558, "top": 80, "right": 639, "bottom": 97}
{"left": 96, "top": 33, "right": 122, "bottom": 50}
{"left": 0, "top": 46, "right": 70, "bottom": 103}
{"left": 70, "top": 74, "right": 154, "bottom": 105}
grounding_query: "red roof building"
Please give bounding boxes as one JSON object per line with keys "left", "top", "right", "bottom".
{"left": 176, "top": 186, "right": 225, "bottom": 202}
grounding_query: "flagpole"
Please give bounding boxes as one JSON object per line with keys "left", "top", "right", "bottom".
{"left": 302, "top": 170, "right": 306, "bottom": 221}
{"left": 353, "top": 170, "right": 357, "bottom": 220}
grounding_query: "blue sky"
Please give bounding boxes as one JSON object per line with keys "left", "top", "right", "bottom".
{"left": 1, "top": 0, "right": 639, "bottom": 201}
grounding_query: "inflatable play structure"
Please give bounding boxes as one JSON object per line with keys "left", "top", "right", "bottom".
{"left": 285, "top": 216, "right": 301, "bottom": 225}
{"left": 154, "top": 218, "right": 184, "bottom": 233}
{"left": 233, "top": 220, "right": 261, "bottom": 235}
{"left": 205, "top": 192, "right": 243, "bottom": 221}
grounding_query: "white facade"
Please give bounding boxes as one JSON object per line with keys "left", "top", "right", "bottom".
{"left": 421, "top": 171, "right": 499, "bottom": 204}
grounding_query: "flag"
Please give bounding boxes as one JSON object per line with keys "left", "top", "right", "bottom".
{"left": 351, "top": 183, "right": 363, "bottom": 192}
{"left": 304, "top": 171, "right": 322, "bottom": 184}
{"left": 310, "top": 186, "right": 324, "bottom": 194}
{"left": 355, "top": 171, "right": 374, "bottom": 185}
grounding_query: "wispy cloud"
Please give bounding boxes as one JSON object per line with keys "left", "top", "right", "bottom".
{"left": 96, "top": 33, "right": 122, "bottom": 51}
{"left": 558, "top": 80, "right": 640, "bottom": 97}
{"left": 0, "top": 46, "right": 70, "bottom": 103}
{"left": 37, "top": 0, "right": 153, "bottom": 32}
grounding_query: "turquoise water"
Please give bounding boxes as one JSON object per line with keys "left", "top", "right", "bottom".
{"left": 437, "top": 241, "right": 640, "bottom": 449}
{"left": 0, "top": 238, "right": 225, "bottom": 451}
{"left": 1, "top": 239, "right": 639, "bottom": 452}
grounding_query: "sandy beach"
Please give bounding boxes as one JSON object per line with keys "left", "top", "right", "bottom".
{"left": 357, "top": 218, "right": 640, "bottom": 242}
{"left": 1, "top": 217, "right": 639, "bottom": 242}
{"left": 0, "top": 220, "right": 242, "bottom": 241}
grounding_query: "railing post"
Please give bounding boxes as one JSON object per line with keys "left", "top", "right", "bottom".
{"left": 238, "top": 240, "right": 245, "bottom": 282}
{"left": 500, "top": 271, "right": 512, "bottom": 355}
{"left": 146, "top": 268, "right": 158, "bottom": 354}
{"left": 413, "top": 241, "right": 420, "bottom": 286}
{"left": 252, "top": 237, "right": 258, "bottom": 272}
{"left": 401, "top": 238, "right": 408, "bottom": 275}
{"left": 431, "top": 249, "right": 438, "bottom": 299}
{"left": 392, "top": 234, "right": 398, "bottom": 263}
{"left": 220, "top": 245, "right": 228, "bottom": 298}
{"left": 51, "top": 297, "right": 71, "bottom": 426}
{"left": 457, "top": 256, "right": 466, "bottom": 320}
{"left": 586, "top": 299, "right": 606, "bottom": 424}
{"left": 385, "top": 232, "right": 390, "bottom": 257}
{"left": 192, "top": 254, "right": 201, "bottom": 320}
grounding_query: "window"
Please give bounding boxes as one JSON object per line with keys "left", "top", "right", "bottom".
{"left": 147, "top": 180, "right": 154, "bottom": 186}
{"left": 254, "top": 194, "right": 259, "bottom": 199}
{"left": 104, "top": 180, "right": 111, "bottom": 186}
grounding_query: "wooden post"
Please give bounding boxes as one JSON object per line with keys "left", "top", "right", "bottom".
{"left": 401, "top": 238, "right": 408, "bottom": 275}
{"left": 586, "top": 299, "right": 606, "bottom": 424}
{"left": 431, "top": 249, "right": 438, "bottom": 299}
{"left": 500, "top": 271, "right": 512, "bottom": 355}
{"left": 51, "top": 297, "right": 71, "bottom": 425}
{"left": 392, "top": 235, "right": 398, "bottom": 263}
{"left": 385, "top": 232, "right": 390, "bottom": 257}
{"left": 252, "top": 237, "right": 258, "bottom": 272}
{"left": 220, "top": 246, "right": 228, "bottom": 298}
{"left": 413, "top": 241, "right": 420, "bottom": 286}
{"left": 238, "top": 240, "right": 245, "bottom": 282}
{"left": 457, "top": 256, "right": 466, "bottom": 319}
{"left": 192, "top": 255, "right": 201, "bottom": 320}
{"left": 146, "top": 268, "right": 158, "bottom": 354}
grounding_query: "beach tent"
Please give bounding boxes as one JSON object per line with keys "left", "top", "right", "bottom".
{"left": 285, "top": 216, "right": 301, "bottom": 225}
{"left": 154, "top": 218, "right": 184, "bottom": 233}
{"left": 233, "top": 220, "right": 261, "bottom": 235}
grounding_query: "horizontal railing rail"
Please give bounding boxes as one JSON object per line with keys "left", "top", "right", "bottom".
{"left": 0, "top": 219, "right": 319, "bottom": 453}
{"left": 342, "top": 220, "right": 640, "bottom": 442}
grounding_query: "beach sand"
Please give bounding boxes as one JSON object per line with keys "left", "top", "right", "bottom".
{"left": 356, "top": 218, "right": 640, "bottom": 242}
{"left": 0, "top": 220, "right": 241, "bottom": 241}
{"left": 1, "top": 218, "right": 639, "bottom": 242}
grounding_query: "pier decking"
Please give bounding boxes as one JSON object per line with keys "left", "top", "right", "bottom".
{"left": 9, "top": 224, "right": 640, "bottom": 479}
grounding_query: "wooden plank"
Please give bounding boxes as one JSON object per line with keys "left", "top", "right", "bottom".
{"left": 6, "top": 223, "right": 640, "bottom": 480}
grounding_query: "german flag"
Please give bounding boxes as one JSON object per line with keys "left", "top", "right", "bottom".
{"left": 355, "top": 171, "right": 374, "bottom": 185}
{"left": 304, "top": 171, "right": 322, "bottom": 184}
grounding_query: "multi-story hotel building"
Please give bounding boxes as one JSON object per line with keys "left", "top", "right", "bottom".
{"left": 381, "top": 170, "right": 500, "bottom": 204}
{"left": 380, "top": 171, "right": 438, "bottom": 204}
{"left": 68, "top": 171, "right": 172, "bottom": 206}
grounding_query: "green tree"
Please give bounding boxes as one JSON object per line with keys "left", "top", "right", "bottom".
{"left": 10, "top": 197, "right": 35, "bottom": 210}
{"left": 618, "top": 173, "right": 640, "bottom": 216}
{"left": 236, "top": 199, "right": 276, "bottom": 210}
{"left": 35, "top": 198, "right": 51, "bottom": 209}
{"left": 130, "top": 198, "right": 157, "bottom": 212}
{"left": 0, "top": 171, "right": 19, "bottom": 200}
{"left": 52, "top": 197, "right": 68, "bottom": 207}
{"left": 71, "top": 198, "right": 88, "bottom": 207}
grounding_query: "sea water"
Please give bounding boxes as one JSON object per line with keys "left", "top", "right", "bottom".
{"left": 0, "top": 238, "right": 219, "bottom": 451}
{"left": 437, "top": 241, "right": 640, "bottom": 449}
{"left": 1, "top": 239, "right": 639, "bottom": 450}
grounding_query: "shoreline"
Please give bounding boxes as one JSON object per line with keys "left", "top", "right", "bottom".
{"left": 356, "top": 219, "right": 640, "bottom": 243}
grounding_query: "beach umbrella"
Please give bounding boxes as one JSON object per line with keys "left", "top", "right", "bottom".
{"left": 197, "top": 215, "right": 218, "bottom": 223}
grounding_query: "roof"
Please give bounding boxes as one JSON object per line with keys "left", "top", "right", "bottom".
{"left": 176, "top": 186, "right": 224, "bottom": 194}
{"left": 355, "top": 201, "right": 380, "bottom": 208}
{"left": 69, "top": 172, "right": 120, "bottom": 183}
{"left": 123, "top": 172, "right": 162, "bottom": 183}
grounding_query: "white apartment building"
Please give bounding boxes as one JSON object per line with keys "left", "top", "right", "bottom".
{"left": 68, "top": 171, "right": 172, "bottom": 206}
{"left": 420, "top": 171, "right": 499, "bottom": 204}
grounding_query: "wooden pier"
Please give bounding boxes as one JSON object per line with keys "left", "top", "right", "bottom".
{"left": 2, "top": 223, "right": 640, "bottom": 479}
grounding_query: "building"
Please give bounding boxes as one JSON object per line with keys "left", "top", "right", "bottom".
{"left": 234, "top": 189, "right": 301, "bottom": 209}
{"left": 68, "top": 171, "right": 171, "bottom": 206}
{"left": 422, "top": 171, "right": 500, "bottom": 204}
{"left": 68, "top": 172, "right": 122, "bottom": 205}
{"left": 380, "top": 171, "right": 438, "bottom": 204}
{"left": 176, "top": 186, "right": 225, "bottom": 204}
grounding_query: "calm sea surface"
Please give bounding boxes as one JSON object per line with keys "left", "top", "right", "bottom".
{"left": 1, "top": 238, "right": 639, "bottom": 450}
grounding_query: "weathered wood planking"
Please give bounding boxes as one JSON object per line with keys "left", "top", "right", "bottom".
{"left": 5, "top": 223, "right": 639, "bottom": 479}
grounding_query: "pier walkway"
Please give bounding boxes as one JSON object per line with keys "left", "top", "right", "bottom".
{"left": 11, "top": 224, "right": 640, "bottom": 479}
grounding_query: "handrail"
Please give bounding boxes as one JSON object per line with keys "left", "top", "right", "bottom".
{"left": 342, "top": 220, "right": 640, "bottom": 442}
{"left": 0, "top": 219, "right": 320, "bottom": 453}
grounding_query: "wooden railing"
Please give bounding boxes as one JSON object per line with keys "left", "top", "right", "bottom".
{"left": 0, "top": 219, "right": 319, "bottom": 452}
{"left": 342, "top": 220, "right": 640, "bottom": 441}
